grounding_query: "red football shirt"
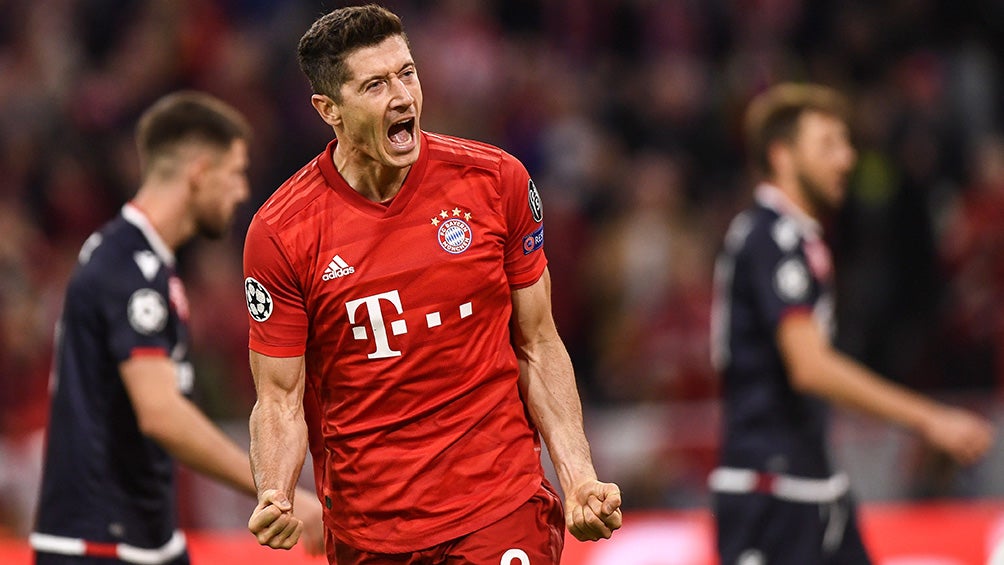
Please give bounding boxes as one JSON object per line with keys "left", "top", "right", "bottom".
{"left": 243, "top": 132, "right": 549, "bottom": 553}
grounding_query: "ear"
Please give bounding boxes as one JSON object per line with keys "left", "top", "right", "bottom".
{"left": 767, "top": 139, "right": 793, "bottom": 177}
{"left": 311, "top": 94, "right": 341, "bottom": 128}
{"left": 185, "top": 150, "right": 213, "bottom": 194}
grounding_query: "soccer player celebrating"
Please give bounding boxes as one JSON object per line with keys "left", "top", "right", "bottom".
{"left": 31, "top": 91, "right": 322, "bottom": 565}
{"left": 243, "top": 4, "right": 621, "bottom": 564}
{"left": 709, "top": 82, "right": 995, "bottom": 564}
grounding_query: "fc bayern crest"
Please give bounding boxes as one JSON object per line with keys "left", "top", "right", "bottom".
{"left": 438, "top": 218, "right": 472, "bottom": 254}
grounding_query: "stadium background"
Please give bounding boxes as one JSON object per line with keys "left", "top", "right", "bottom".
{"left": 1, "top": 0, "right": 1004, "bottom": 562}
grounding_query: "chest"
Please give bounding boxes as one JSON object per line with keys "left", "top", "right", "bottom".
{"left": 293, "top": 177, "right": 512, "bottom": 353}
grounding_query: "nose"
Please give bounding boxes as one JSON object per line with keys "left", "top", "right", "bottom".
{"left": 389, "top": 76, "right": 414, "bottom": 108}
{"left": 237, "top": 177, "right": 251, "bottom": 204}
{"left": 842, "top": 143, "right": 858, "bottom": 171}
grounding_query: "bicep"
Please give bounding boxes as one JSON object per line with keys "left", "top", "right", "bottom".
{"left": 510, "top": 268, "right": 557, "bottom": 353}
{"left": 776, "top": 311, "right": 830, "bottom": 390}
{"left": 120, "top": 356, "right": 184, "bottom": 432}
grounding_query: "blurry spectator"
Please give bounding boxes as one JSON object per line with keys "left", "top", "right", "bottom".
{"left": 833, "top": 69, "right": 947, "bottom": 389}
{"left": 938, "top": 134, "right": 1004, "bottom": 391}
{"left": 0, "top": 201, "right": 55, "bottom": 536}
{"left": 586, "top": 152, "right": 716, "bottom": 403}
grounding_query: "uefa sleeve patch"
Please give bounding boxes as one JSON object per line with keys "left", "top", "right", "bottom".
{"left": 245, "top": 277, "right": 273, "bottom": 322}
{"left": 128, "top": 288, "right": 168, "bottom": 335}
{"left": 522, "top": 225, "right": 544, "bottom": 255}
{"left": 773, "top": 258, "right": 810, "bottom": 303}
{"left": 528, "top": 179, "right": 543, "bottom": 222}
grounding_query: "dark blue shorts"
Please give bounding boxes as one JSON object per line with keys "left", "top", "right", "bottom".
{"left": 34, "top": 552, "right": 190, "bottom": 565}
{"left": 714, "top": 492, "right": 872, "bottom": 565}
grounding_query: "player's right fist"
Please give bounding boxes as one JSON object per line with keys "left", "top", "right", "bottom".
{"left": 249, "top": 488, "right": 304, "bottom": 550}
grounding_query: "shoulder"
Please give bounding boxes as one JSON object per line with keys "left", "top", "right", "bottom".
{"left": 78, "top": 218, "right": 137, "bottom": 273}
{"left": 71, "top": 218, "right": 165, "bottom": 296}
{"left": 423, "top": 132, "right": 510, "bottom": 173}
{"left": 423, "top": 133, "right": 533, "bottom": 207}
{"left": 252, "top": 155, "right": 330, "bottom": 232}
{"left": 726, "top": 205, "right": 803, "bottom": 258}
{"left": 722, "top": 206, "right": 769, "bottom": 253}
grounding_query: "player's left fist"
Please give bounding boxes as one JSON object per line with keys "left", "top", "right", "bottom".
{"left": 566, "top": 480, "right": 622, "bottom": 541}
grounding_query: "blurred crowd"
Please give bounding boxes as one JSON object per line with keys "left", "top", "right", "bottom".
{"left": 2, "top": 0, "right": 1004, "bottom": 534}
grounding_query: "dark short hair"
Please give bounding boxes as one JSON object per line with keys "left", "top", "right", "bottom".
{"left": 136, "top": 91, "right": 251, "bottom": 174}
{"left": 297, "top": 4, "right": 408, "bottom": 102}
{"left": 744, "top": 83, "right": 851, "bottom": 177}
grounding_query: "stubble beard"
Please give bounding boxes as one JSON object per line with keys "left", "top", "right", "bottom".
{"left": 796, "top": 170, "right": 841, "bottom": 220}
{"left": 196, "top": 210, "right": 231, "bottom": 240}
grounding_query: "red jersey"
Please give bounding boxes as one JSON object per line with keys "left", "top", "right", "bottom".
{"left": 243, "top": 132, "right": 549, "bottom": 553}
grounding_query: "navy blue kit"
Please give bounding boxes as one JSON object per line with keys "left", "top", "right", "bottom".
{"left": 709, "top": 184, "right": 871, "bottom": 564}
{"left": 32, "top": 204, "right": 193, "bottom": 565}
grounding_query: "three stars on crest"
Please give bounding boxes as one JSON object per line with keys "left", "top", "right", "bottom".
{"left": 430, "top": 207, "right": 472, "bottom": 226}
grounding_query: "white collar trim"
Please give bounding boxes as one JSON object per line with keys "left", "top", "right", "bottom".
{"left": 122, "top": 203, "right": 175, "bottom": 267}
{"left": 754, "top": 183, "right": 822, "bottom": 238}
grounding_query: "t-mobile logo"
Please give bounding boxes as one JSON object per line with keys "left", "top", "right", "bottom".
{"left": 345, "top": 290, "right": 474, "bottom": 360}
{"left": 346, "top": 290, "right": 407, "bottom": 359}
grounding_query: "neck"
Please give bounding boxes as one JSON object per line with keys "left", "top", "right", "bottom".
{"left": 331, "top": 143, "right": 411, "bottom": 203}
{"left": 131, "top": 180, "right": 195, "bottom": 251}
{"left": 770, "top": 175, "right": 819, "bottom": 222}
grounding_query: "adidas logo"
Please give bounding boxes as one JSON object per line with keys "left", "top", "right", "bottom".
{"left": 322, "top": 255, "right": 355, "bottom": 280}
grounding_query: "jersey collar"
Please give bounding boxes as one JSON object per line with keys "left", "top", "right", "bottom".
{"left": 754, "top": 183, "right": 823, "bottom": 239}
{"left": 122, "top": 202, "right": 176, "bottom": 267}
{"left": 317, "top": 132, "right": 430, "bottom": 218}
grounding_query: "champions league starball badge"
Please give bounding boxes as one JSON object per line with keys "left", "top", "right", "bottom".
{"left": 244, "top": 277, "right": 273, "bottom": 322}
{"left": 528, "top": 179, "right": 543, "bottom": 223}
{"left": 127, "top": 288, "right": 168, "bottom": 335}
{"left": 774, "top": 258, "right": 810, "bottom": 303}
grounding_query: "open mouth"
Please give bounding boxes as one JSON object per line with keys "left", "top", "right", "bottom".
{"left": 387, "top": 117, "right": 416, "bottom": 149}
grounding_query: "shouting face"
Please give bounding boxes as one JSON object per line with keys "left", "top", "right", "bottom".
{"left": 326, "top": 35, "right": 423, "bottom": 172}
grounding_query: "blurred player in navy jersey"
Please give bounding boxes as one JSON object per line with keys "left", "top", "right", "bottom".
{"left": 243, "top": 4, "right": 621, "bottom": 564}
{"left": 709, "top": 83, "right": 995, "bottom": 564}
{"left": 31, "top": 91, "right": 322, "bottom": 565}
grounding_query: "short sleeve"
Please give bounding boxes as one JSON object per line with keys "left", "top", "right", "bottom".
{"left": 744, "top": 229, "right": 817, "bottom": 332}
{"left": 499, "top": 154, "right": 547, "bottom": 289}
{"left": 243, "top": 216, "right": 309, "bottom": 357}
{"left": 103, "top": 274, "right": 173, "bottom": 362}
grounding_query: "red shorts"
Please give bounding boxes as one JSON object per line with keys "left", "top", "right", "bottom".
{"left": 327, "top": 481, "right": 565, "bottom": 565}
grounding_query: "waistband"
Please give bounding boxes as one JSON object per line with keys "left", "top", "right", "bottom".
{"left": 708, "top": 466, "right": 850, "bottom": 503}
{"left": 30, "top": 529, "right": 187, "bottom": 564}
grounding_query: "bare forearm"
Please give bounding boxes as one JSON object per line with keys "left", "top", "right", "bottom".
{"left": 249, "top": 400, "right": 308, "bottom": 500}
{"left": 144, "top": 397, "right": 257, "bottom": 496}
{"left": 780, "top": 315, "right": 994, "bottom": 465}
{"left": 802, "top": 350, "right": 938, "bottom": 432}
{"left": 520, "top": 338, "right": 596, "bottom": 490}
{"left": 520, "top": 337, "right": 623, "bottom": 541}
{"left": 781, "top": 316, "right": 937, "bottom": 433}
{"left": 510, "top": 269, "right": 622, "bottom": 540}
